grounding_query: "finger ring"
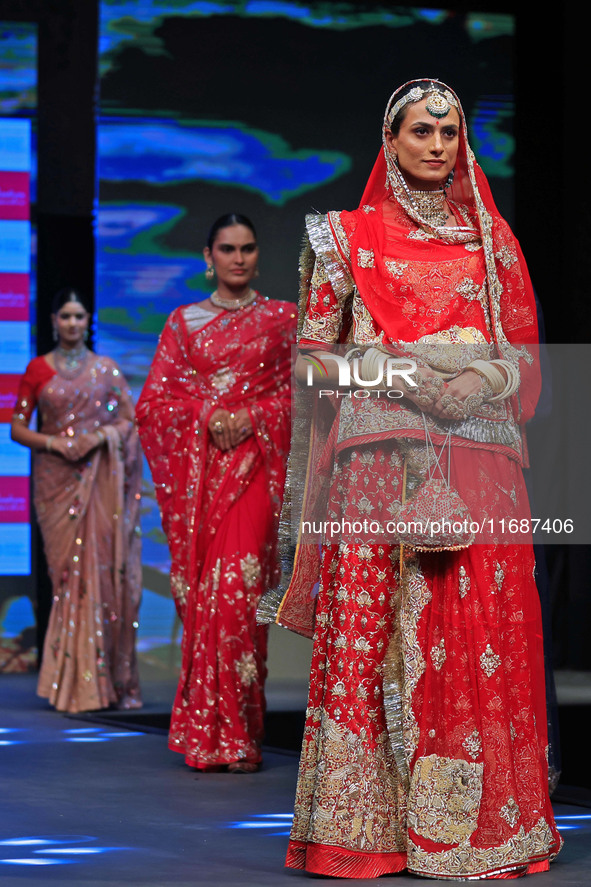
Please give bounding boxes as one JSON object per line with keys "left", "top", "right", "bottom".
{"left": 214, "top": 426, "right": 224, "bottom": 434}
{"left": 464, "top": 393, "right": 484, "bottom": 415}
{"left": 230, "top": 413, "right": 235, "bottom": 419}
{"left": 439, "top": 394, "right": 466, "bottom": 420}
{"left": 241, "top": 426, "right": 248, "bottom": 434}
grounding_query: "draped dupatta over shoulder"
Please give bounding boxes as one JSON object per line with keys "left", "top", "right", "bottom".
{"left": 137, "top": 299, "right": 294, "bottom": 619}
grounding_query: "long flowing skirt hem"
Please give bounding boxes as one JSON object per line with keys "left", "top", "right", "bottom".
{"left": 167, "top": 738, "right": 262, "bottom": 769}
{"left": 36, "top": 687, "right": 113, "bottom": 714}
{"left": 286, "top": 840, "right": 407, "bottom": 878}
{"left": 286, "top": 841, "right": 553, "bottom": 880}
{"left": 37, "top": 685, "right": 143, "bottom": 714}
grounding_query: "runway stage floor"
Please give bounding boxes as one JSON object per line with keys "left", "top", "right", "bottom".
{"left": 1, "top": 674, "right": 590, "bottom": 887}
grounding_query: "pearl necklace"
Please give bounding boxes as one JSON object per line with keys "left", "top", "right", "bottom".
{"left": 210, "top": 289, "right": 257, "bottom": 310}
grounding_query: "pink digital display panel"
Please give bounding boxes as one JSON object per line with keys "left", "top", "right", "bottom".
{"left": 0, "top": 119, "right": 32, "bottom": 574}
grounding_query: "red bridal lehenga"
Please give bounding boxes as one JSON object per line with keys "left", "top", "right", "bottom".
{"left": 137, "top": 297, "right": 296, "bottom": 768}
{"left": 14, "top": 352, "right": 142, "bottom": 713}
{"left": 260, "top": 80, "right": 562, "bottom": 879}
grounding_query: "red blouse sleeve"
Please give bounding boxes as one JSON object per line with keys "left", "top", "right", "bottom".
{"left": 13, "top": 357, "right": 56, "bottom": 423}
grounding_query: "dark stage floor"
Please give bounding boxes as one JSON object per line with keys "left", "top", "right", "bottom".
{"left": 1, "top": 674, "right": 590, "bottom": 886}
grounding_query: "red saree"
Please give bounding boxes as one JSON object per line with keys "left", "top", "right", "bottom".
{"left": 14, "top": 354, "right": 142, "bottom": 713}
{"left": 136, "top": 297, "right": 296, "bottom": 767}
{"left": 264, "top": 80, "right": 561, "bottom": 879}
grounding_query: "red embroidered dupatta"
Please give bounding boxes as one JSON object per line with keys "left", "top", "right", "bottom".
{"left": 136, "top": 298, "right": 295, "bottom": 622}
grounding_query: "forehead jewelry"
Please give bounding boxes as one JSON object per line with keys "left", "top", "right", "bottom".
{"left": 425, "top": 90, "right": 451, "bottom": 118}
{"left": 387, "top": 84, "right": 458, "bottom": 124}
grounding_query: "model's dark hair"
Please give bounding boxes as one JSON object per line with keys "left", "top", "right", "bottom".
{"left": 51, "top": 288, "right": 90, "bottom": 314}
{"left": 388, "top": 79, "right": 461, "bottom": 136}
{"left": 206, "top": 213, "right": 257, "bottom": 250}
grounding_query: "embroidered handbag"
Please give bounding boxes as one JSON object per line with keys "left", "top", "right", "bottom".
{"left": 396, "top": 419, "right": 474, "bottom": 552}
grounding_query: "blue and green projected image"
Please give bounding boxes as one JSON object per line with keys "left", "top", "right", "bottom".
{"left": 97, "top": 1, "right": 516, "bottom": 670}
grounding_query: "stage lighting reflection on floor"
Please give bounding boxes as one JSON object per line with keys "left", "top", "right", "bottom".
{"left": 35, "top": 848, "right": 106, "bottom": 855}
{"left": 0, "top": 727, "right": 22, "bottom": 745}
{"left": 228, "top": 813, "right": 293, "bottom": 837}
{"left": 555, "top": 814, "right": 591, "bottom": 819}
{"left": 1, "top": 839, "right": 60, "bottom": 846}
{"left": 554, "top": 814, "right": 591, "bottom": 832}
{"left": 0, "top": 725, "right": 145, "bottom": 744}
{"left": 0, "top": 835, "right": 130, "bottom": 867}
{"left": 63, "top": 726, "right": 145, "bottom": 742}
{"left": 1, "top": 858, "right": 70, "bottom": 866}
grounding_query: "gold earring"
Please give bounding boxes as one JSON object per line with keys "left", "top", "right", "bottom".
{"left": 205, "top": 265, "right": 215, "bottom": 280}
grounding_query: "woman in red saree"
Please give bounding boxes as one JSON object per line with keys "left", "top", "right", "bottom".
{"left": 11, "top": 288, "right": 142, "bottom": 713}
{"left": 260, "top": 81, "right": 561, "bottom": 878}
{"left": 137, "top": 214, "right": 296, "bottom": 772}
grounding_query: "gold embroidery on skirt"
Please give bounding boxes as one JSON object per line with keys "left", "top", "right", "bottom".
{"left": 462, "top": 729, "right": 482, "bottom": 761}
{"left": 430, "top": 638, "right": 447, "bottom": 672}
{"left": 400, "top": 561, "right": 432, "bottom": 764}
{"left": 240, "top": 552, "right": 261, "bottom": 589}
{"left": 407, "top": 817, "right": 555, "bottom": 879}
{"left": 291, "top": 711, "right": 407, "bottom": 853}
{"left": 408, "top": 754, "right": 483, "bottom": 844}
{"left": 458, "top": 564, "right": 471, "bottom": 598}
{"left": 480, "top": 643, "right": 502, "bottom": 677}
{"left": 357, "top": 248, "right": 375, "bottom": 268}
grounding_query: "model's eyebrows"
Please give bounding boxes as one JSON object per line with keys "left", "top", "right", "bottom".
{"left": 410, "top": 119, "right": 459, "bottom": 129}
{"left": 218, "top": 240, "right": 256, "bottom": 247}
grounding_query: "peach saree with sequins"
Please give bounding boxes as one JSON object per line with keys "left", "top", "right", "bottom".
{"left": 137, "top": 298, "right": 295, "bottom": 768}
{"left": 15, "top": 354, "right": 142, "bottom": 712}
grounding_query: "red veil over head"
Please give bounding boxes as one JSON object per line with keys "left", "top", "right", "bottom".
{"left": 354, "top": 78, "right": 539, "bottom": 361}
{"left": 361, "top": 78, "right": 499, "bottom": 216}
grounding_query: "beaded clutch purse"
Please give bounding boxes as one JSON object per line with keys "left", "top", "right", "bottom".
{"left": 396, "top": 419, "right": 474, "bottom": 552}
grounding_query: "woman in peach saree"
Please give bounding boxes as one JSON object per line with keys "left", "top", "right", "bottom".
{"left": 11, "top": 288, "right": 142, "bottom": 713}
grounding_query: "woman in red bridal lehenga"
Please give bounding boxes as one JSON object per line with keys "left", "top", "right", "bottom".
{"left": 11, "top": 288, "right": 142, "bottom": 713}
{"left": 260, "top": 80, "right": 561, "bottom": 878}
{"left": 137, "top": 214, "right": 296, "bottom": 773}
